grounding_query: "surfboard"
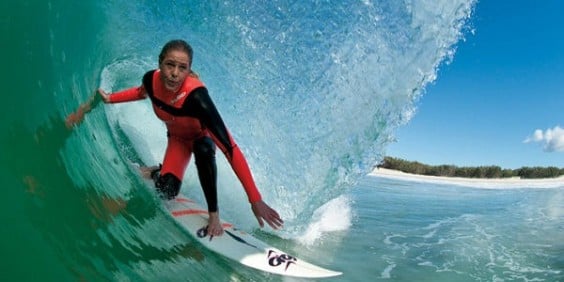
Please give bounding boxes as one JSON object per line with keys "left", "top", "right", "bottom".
{"left": 162, "top": 195, "right": 342, "bottom": 278}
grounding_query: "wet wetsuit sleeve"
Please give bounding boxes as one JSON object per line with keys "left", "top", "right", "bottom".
{"left": 108, "top": 86, "right": 147, "bottom": 103}
{"left": 183, "top": 88, "right": 263, "bottom": 203}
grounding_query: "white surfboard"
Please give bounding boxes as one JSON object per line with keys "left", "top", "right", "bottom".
{"left": 162, "top": 195, "right": 342, "bottom": 278}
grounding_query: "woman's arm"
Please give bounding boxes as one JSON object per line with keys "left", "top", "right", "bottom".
{"left": 184, "top": 87, "right": 262, "bottom": 202}
{"left": 183, "top": 88, "right": 283, "bottom": 229}
{"left": 99, "top": 86, "right": 147, "bottom": 103}
{"left": 65, "top": 85, "right": 147, "bottom": 128}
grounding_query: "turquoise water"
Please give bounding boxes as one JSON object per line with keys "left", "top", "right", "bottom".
{"left": 5, "top": 0, "right": 562, "bottom": 281}
{"left": 349, "top": 176, "right": 563, "bottom": 281}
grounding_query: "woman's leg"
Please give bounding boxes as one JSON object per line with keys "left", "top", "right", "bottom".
{"left": 193, "top": 136, "right": 218, "bottom": 212}
{"left": 193, "top": 136, "right": 224, "bottom": 236}
{"left": 155, "top": 135, "right": 192, "bottom": 199}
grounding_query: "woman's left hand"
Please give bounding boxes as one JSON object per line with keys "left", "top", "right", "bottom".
{"left": 251, "top": 200, "right": 284, "bottom": 230}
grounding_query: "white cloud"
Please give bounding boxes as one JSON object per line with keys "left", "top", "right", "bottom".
{"left": 524, "top": 126, "right": 564, "bottom": 152}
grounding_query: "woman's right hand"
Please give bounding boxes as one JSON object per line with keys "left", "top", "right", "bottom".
{"left": 98, "top": 88, "right": 111, "bottom": 103}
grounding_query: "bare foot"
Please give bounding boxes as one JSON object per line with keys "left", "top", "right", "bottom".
{"left": 207, "top": 212, "right": 224, "bottom": 236}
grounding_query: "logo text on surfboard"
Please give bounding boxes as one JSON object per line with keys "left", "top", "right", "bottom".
{"left": 267, "top": 250, "right": 297, "bottom": 271}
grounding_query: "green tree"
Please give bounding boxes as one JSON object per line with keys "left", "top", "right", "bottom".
{"left": 378, "top": 157, "right": 563, "bottom": 179}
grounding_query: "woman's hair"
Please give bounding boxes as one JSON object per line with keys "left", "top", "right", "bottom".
{"left": 159, "top": 39, "right": 198, "bottom": 77}
{"left": 158, "top": 39, "right": 194, "bottom": 65}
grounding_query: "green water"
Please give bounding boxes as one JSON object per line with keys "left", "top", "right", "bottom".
{"left": 1, "top": 2, "right": 299, "bottom": 280}
{"left": 1, "top": 1, "right": 108, "bottom": 280}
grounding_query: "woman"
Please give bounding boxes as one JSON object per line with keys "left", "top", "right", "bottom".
{"left": 95, "top": 39, "right": 283, "bottom": 236}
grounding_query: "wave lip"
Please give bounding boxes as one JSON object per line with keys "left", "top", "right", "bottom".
{"left": 371, "top": 168, "right": 564, "bottom": 189}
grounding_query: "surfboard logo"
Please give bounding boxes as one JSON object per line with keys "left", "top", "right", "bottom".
{"left": 196, "top": 226, "right": 209, "bottom": 239}
{"left": 267, "top": 250, "right": 297, "bottom": 271}
{"left": 197, "top": 226, "right": 258, "bottom": 249}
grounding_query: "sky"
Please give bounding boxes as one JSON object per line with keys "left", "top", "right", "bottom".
{"left": 386, "top": 0, "right": 564, "bottom": 170}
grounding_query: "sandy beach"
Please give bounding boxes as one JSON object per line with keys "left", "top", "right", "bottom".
{"left": 370, "top": 168, "right": 564, "bottom": 189}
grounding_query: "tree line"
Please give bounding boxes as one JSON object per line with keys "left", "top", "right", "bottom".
{"left": 377, "top": 157, "right": 564, "bottom": 179}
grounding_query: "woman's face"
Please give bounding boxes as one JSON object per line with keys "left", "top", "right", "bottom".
{"left": 159, "top": 49, "right": 191, "bottom": 92}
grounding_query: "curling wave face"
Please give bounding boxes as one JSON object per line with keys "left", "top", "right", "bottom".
{"left": 2, "top": 0, "right": 476, "bottom": 280}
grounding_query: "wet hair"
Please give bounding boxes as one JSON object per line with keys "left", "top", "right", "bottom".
{"left": 158, "top": 39, "right": 194, "bottom": 65}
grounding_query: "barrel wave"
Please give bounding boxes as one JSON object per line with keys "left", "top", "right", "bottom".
{"left": 1, "top": 0, "right": 476, "bottom": 280}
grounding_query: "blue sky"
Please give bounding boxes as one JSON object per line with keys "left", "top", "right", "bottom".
{"left": 387, "top": 0, "right": 564, "bottom": 169}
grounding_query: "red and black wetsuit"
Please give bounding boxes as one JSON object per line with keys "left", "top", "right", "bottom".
{"left": 107, "top": 70, "right": 262, "bottom": 211}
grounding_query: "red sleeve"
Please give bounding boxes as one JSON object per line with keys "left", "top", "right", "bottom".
{"left": 211, "top": 133, "right": 263, "bottom": 203}
{"left": 108, "top": 86, "right": 146, "bottom": 103}
{"left": 230, "top": 143, "right": 263, "bottom": 203}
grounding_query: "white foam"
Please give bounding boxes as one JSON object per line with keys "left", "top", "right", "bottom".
{"left": 381, "top": 262, "right": 396, "bottom": 279}
{"left": 99, "top": 59, "right": 168, "bottom": 166}
{"left": 297, "top": 196, "right": 352, "bottom": 245}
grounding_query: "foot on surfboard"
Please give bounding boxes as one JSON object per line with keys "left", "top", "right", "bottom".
{"left": 139, "top": 165, "right": 161, "bottom": 180}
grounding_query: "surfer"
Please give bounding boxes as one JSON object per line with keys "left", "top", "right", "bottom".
{"left": 72, "top": 39, "right": 283, "bottom": 236}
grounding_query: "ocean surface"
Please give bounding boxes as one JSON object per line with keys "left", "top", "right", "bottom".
{"left": 2, "top": 0, "right": 563, "bottom": 281}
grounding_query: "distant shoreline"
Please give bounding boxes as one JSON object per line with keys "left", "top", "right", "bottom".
{"left": 378, "top": 157, "right": 564, "bottom": 179}
{"left": 370, "top": 168, "right": 564, "bottom": 189}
